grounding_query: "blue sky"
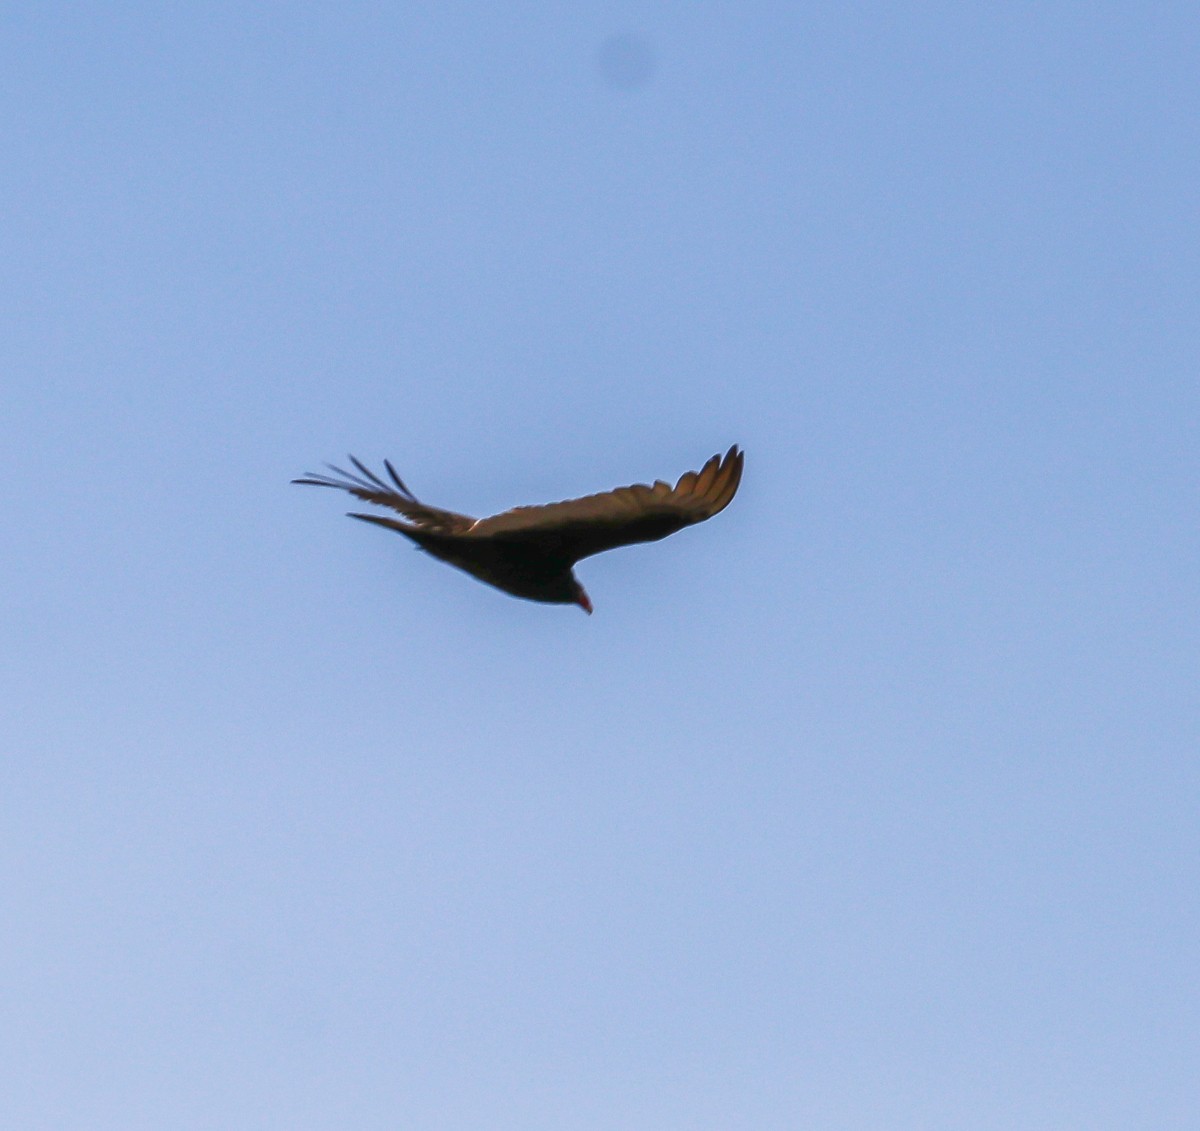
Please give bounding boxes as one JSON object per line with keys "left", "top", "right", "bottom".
{"left": 3, "top": 4, "right": 1197, "bottom": 1128}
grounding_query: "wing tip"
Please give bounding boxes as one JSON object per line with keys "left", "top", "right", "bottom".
{"left": 686, "top": 443, "right": 744, "bottom": 512}
{"left": 711, "top": 443, "right": 743, "bottom": 513}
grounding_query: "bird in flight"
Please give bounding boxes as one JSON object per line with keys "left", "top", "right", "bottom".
{"left": 293, "top": 446, "right": 744, "bottom": 613}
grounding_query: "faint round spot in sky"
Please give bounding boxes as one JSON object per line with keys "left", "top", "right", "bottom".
{"left": 597, "top": 33, "right": 657, "bottom": 90}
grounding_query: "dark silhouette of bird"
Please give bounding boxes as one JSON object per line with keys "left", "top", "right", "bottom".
{"left": 293, "top": 446, "right": 744, "bottom": 613}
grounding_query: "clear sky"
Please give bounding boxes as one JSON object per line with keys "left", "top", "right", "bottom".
{"left": 3, "top": 4, "right": 1197, "bottom": 1129}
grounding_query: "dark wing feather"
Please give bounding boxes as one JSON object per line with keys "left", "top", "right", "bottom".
{"left": 291, "top": 456, "right": 475, "bottom": 535}
{"left": 470, "top": 446, "right": 743, "bottom": 562}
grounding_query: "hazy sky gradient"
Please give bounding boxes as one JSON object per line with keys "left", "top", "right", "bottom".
{"left": 3, "top": 4, "right": 1197, "bottom": 1128}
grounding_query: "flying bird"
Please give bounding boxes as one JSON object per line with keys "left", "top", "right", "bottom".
{"left": 293, "top": 446, "right": 744, "bottom": 613}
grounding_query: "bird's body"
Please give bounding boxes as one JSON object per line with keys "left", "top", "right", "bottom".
{"left": 293, "top": 446, "right": 743, "bottom": 612}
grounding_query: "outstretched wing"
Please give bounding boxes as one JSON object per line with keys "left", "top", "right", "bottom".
{"left": 470, "top": 445, "right": 743, "bottom": 562}
{"left": 292, "top": 456, "right": 476, "bottom": 535}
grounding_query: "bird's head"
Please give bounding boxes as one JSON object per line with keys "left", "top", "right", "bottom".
{"left": 574, "top": 582, "right": 593, "bottom": 615}
{"left": 539, "top": 570, "right": 592, "bottom": 613}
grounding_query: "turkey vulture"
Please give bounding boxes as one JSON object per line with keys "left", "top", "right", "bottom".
{"left": 293, "top": 445, "right": 743, "bottom": 613}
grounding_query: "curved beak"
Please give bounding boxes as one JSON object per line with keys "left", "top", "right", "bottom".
{"left": 577, "top": 590, "right": 593, "bottom": 615}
